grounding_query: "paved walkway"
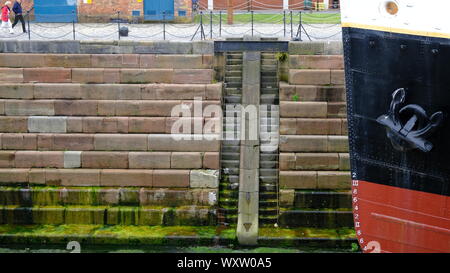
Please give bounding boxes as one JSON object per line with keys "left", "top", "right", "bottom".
{"left": 0, "top": 22, "right": 342, "bottom": 41}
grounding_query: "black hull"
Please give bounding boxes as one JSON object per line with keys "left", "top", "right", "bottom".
{"left": 343, "top": 27, "right": 450, "bottom": 198}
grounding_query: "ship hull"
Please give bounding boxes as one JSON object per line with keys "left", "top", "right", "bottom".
{"left": 343, "top": 26, "right": 450, "bottom": 253}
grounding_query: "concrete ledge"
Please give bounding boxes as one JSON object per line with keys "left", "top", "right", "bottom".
{"left": 0, "top": 40, "right": 214, "bottom": 54}
{"left": 289, "top": 41, "right": 343, "bottom": 55}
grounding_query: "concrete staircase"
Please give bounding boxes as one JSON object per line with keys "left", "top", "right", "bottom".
{"left": 217, "top": 52, "right": 243, "bottom": 226}
{"left": 259, "top": 52, "right": 280, "bottom": 226}
{"left": 278, "top": 55, "right": 353, "bottom": 230}
{"left": 0, "top": 53, "right": 222, "bottom": 229}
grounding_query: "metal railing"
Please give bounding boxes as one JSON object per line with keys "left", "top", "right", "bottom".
{"left": 0, "top": 10, "right": 342, "bottom": 41}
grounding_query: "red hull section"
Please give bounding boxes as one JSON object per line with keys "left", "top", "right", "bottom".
{"left": 353, "top": 180, "right": 450, "bottom": 253}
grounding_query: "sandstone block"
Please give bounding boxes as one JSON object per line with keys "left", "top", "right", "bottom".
{"left": 190, "top": 170, "right": 219, "bottom": 188}
{"left": 153, "top": 170, "right": 189, "bottom": 188}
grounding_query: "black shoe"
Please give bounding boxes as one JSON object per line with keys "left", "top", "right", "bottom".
{"left": 23, "top": 31, "right": 27, "bottom": 33}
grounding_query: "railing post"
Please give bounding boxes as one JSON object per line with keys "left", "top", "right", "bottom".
{"left": 283, "top": 10, "right": 286, "bottom": 37}
{"left": 290, "top": 10, "right": 293, "bottom": 38}
{"left": 117, "top": 11, "right": 121, "bottom": 40}
{"left": 163, "top": 11, "right": 166, "bottom": 40}
{"left": 299, "top": 11, "right": 302, "bottom": 41}
{"left": 200, "top": 11, "right": 204, "bottom": 40}
{"left": 219, "top": 11, "right": 222, "bottom": 37}
{"left": 210, "top": 10, "right": 213, "bottom": 39}
{"left": 72, "top": 11, "right": 76, "bottom": 40}
{"left": 251, "top": 10, "right": 254, "bottom": 36}
{"left": 26, "top": 11, "right": 30, "bottom": 40}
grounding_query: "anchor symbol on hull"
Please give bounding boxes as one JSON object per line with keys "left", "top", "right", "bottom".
{"left": 376, "top": 88, "right": 444, "bottom": 152}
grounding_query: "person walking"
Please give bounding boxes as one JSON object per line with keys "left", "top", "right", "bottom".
{"left": 12, "top": 0, "right": 26, "bottom": 33}
{"left": 1, "top": 1, "right": 14, "bottom": 34}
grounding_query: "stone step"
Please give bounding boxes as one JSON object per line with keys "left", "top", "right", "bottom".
{"left": 221, "top": 145, "right": 240, "bottom": 153}
{"left": 282, "top": 190, "right": 352, "bottom": 210}
{"left": 224, "top": 82, "right": 242, "bottom": 89}
{"left": 224, "top": 76, "right": 242, "bottom": 83}
{"left": 0, "top": 133, "right": 220, "bottom": 152}
{"left": 0, "top": 67, "right": 214, "bottom": 84}
{"left": 225, "top": 65, "right": 242, "bottom": 71}
{"left": 260, "top": 154, "right": 279, "bottom": 161}
{"left": 220, "top": 175, "right": 239, "bottom": 185}
{"left": 280, "top": 171, "right": 351, "bottom": 190}
{"left": 261, "top": 95, "right": 279, "bottom": 104}
{"left": 260, "top": 175, "right": 278, "bottom": 183}
{"left": 260, "top": 161, "right": 279, "bottom": 169}
{"left": 261, "top": 65, "right": 277, "bottom": 72}
{"left": 280, "top": 118, "right": 348, "bottom": 136}
{"left": 224, "top": 96, "right": 242, "bottom": 104}
{"left": 0, "top": 83, "right": 222, "bottom": 101}
{"left": 0, "top": 186, "right": 217, "bottom": 207}
{"left": 0, "top": 53, "right": 215, "bottom": 69}
{"left": 260, "top": 146, "right": 279, "bottom": 153}
{"left": 261, "top": 71, "right": 277, "bottom": 76}
{"left": 0, "top": 150, "right": 220, "bottom": 170}
{"left": 258, "top": 215, "right": 278, "bottom": 226}
{"left": 278, "top": 209, "right": 353, "bottom": 228}
{"left": 0, "top": 116, "right": 222, "bottom": 134}
{"left": 260, "top": 169, "right": 278, "bottom": 177}
{"left": 279, "top": 82, "right": 346, "bottom": 102}
{"left": 261, "top": 76, "right": 278, "bottom": 82}
{"left": 0, "top": 205, "right": 216, "bottom": 226}
{"left": 221, "top": 160, "right": 240, "bottom": 169}
{"left": 0, "top": 99, "right": 222, "bottom": 117}
{"left": 280, "top": 153, "right": 350, "bottom": 171}
{"left": 280, "top": 101, "right": 347, "bottom": 119}
{"left": 289, "top": 55, "right": 344, "bottom": 70}
{"left": 221, "top": 152, "right": 240, "bottom": 161}
{"left": 260, "top": 184, "right": 277, "bottom": 192}
{"left": 260, "top": 118, "right": 279, "bottom": 125}
{"left": 261, "top": 82, "right": 278, "bottom": 89}
{"left": 289, "top": 69, "right": 345, "bottom": 86}
{"left": 259, "top": 208, "right": 278, "bottom": 216}
{"left": 225, "top": 71, "right": 242, "bottom": 77}
{"left": 261, "top": 59, "right": 277, "bottom": 65}
{"left": 261, "top": 88, "right": 279, "bottom": 95}
{"left": 222, "top": 167, "right": 239, "bottom": 176}
{"left": 259, "top": 200, "right": 278, "bottom": 208}
{"left": 226, "top": 60, "right": 243, "bottom": 65}
{"left": 280, "top": 135, "right": 349, "bottom": 153}
{"left": 226, "top": 54, "right": 243, "bottom": 60}
{"left": 0, "top": 168, "right": 222, "bottom": 188}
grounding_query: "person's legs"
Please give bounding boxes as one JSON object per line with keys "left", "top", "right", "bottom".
{"left": 12, "top": 15, "right": 19, "bottom": 28}
{"left": 18, "top": 15, "right": 25, "bottom": 32}
{"left": 7, "top": 20, "right": 13, "bottom": 33}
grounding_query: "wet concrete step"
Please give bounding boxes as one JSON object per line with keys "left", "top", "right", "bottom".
{"left": 278, "top": 209, "right": 354, "bottom": 229}
{"left": 222, "top": 168, "right": 239, "bottom": 176}
{"left": 259, "top": 200, "right": 278, "bottom": 208}
{"left": 260, "top": 154, "right": 279, "bottom": 161}
{"left": 221, "top": 160, "right": 240, "bottom": 169}
{"left": 226, "top": 60, "right": 243, "bottom": 65}
{"left": 260, "top": 161, "right": 279, "bottom": 169}
{"left": 0, "top": 205, "right": 217, "bottom": 226}
{"left": 225, "top": 82, "right": 242, "bottom": 89}
{"left": 258, "top": 227, "right": 357, "bottom": 249}
{"left": 226, "top": 54, "right": 243, "bottom": 60}
{"left": 221, "top": 145, "right": 240, "bottom": 153}
{"left": 225, "top": 71, "right": 242, "bottom": 77}
{"left": 0, "top": 224, "right": 238, "bottom": 247}
{"left": 290, "top": 191, "right": 352, "bottom": 210}
{"left": 224, "top": 76, "right": 242, "bottom": 83}
{"left": 221, "top": 152, "right": 240, "bottom": 160}
{"left": 0, "top": 187, "right": 216, "bottom": 207}
{"left": 224, "top": 96, "right": 242, "bottom": 103}
{"left": 225, "top": 65, "right": 242, "bottom": 71}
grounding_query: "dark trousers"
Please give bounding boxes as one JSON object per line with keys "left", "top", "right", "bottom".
{"left": 12, "top": 14, "right": 26, "bottom": 32}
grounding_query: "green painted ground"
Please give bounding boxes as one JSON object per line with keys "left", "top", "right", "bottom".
{"left": 193, "top": 12, "right": 341, "bottom": 24}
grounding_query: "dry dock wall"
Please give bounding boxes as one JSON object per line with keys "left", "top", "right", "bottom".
{"left": 0, "top": 41, "right": 221, "bottom": 226}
